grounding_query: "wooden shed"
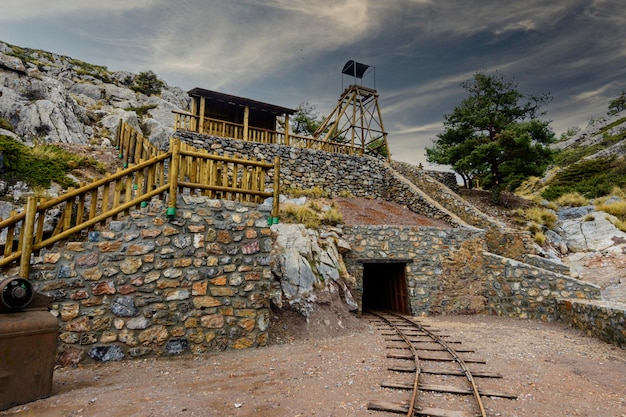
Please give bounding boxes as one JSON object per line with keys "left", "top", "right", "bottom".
{"left": 175, "top": 88, "right": 296, "bottom": 144}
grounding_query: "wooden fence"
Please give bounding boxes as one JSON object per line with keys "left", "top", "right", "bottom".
{"left": 173, "top": 110, "right": 364, "bottom": 156}
{"left": 0, "top": 137, "right": 280, "bottom": 278}
{"left": 115, "top": 121, "right": 161, "bottom": 166}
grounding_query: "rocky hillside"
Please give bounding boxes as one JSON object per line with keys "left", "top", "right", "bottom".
{"left": 553, "top": 110, "right": 626, "bottom": 158}
{"left": 526, "top": 107, "right": 626, "bottom": 201}
{"left": 0, "top": 41, "right": 189, "bottom": 149}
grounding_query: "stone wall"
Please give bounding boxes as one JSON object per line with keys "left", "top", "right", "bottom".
{"left": 175, "top": 132, "right": 465, "bottom": 225}
{"left": 391, "top": 160, "right": 537, "bottom": 261}
{"left": 341, "top": 225, "right": 602, "bottom": 319}
{"left": 28, "top": 196, "right": 274, "bottom": 365}
{"left": 483, "top": 253, "right": 601, "bottom": 321}
{"left": 424, "top": 170, "right": 459, "bottom": 193}
{"left": 14, "top": 134, "right": 618, "bottom": 363}
{"left": 342, "top": 225, "right": 490, "bottom": 315}
{"left": 556, "top": 299, "right": 626, "bottom": 349}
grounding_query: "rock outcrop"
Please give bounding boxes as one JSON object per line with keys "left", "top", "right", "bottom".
{"left": 270, "top": 223, "right": 358, "bottom": 317}
{"left": 553, "top": 206, "right": 626, "bottom": 253}
{"left": 0, "top": 41, "right": 189, "bottom": 148}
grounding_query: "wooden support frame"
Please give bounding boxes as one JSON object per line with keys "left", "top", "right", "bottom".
{"left": 314, "top": 85, "right": 390, "bottom": 161}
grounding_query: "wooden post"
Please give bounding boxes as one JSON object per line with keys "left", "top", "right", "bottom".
{"left": 191, "top": 97, "right": 198, "bottom": 131}
{"left": 126, "top": 133, "right": 136, "bottom": 167}
{"left": 375, "top": 95, "right": 390, "bottom": 161}
{"left": 272, "top": 156, "right": 280, "bottom": 219}
{"left": 35, "top": 198, "right": 46, "bottom": 245}
{"left": 3, "top": 210, "right": 16, "bottom": 258}
{"left": 115, "top": 121, "right": 123, "bottom": 149}
{"left": 198, "top": 97, "right": 206, "bottom": 134}
{"left": 118, "top": 124, "right": 126, "bottom": 159}
{"left": 284, "top": 114, "right": 290, "bottom": 146}
{"left": 19, "top": 196, "right": 37, "bottom": 279}
{"left": 243, "top": 105, "right": 250, "bottom": 141}
{"left": 167, "top": 138, "right": 180, "bottom": 217}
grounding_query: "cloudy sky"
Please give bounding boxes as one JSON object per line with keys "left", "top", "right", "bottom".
{"left": 1, "top": 0, "right": 624, "bottom": 167}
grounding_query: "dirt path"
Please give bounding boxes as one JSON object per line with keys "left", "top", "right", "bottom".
{"left": 3, "top": 314, "right": 625, "bottom": 417}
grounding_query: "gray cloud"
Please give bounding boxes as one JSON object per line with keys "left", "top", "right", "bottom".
{"left": 0, "top": 0, "right": 623, "bottom": 167}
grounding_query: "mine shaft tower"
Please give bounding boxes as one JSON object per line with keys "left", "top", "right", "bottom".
{"left": 314, "top": 60, "right": 390, "bottom": 161}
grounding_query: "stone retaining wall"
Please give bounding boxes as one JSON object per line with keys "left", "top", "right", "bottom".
{"left": 483, "top": 253, "right": 601, "bottom": 321}
{"left": 341, "top": 226, "right": 602, "bottom": 319}
{"left": 175, "top": 132, "right": 464, "bottom": 225}
{"left": 390, "top": 161, "right": 459, "bottom": 193}
{"left": 342, "top": 225, "right": 490, "bottom": 315}
{"left": 15, "top": 134, "right": 619, "bottom": 364}
{"left": 556, "top": 299, "right": 626, "bottom": 349}
{"left": 28, "top": 196, "right": 274, "bottom": 365}
{"left": 391, "top": 160, "right": 537, "bottom": 261}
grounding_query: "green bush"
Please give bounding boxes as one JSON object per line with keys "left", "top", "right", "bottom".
{"left": 0, "top": 135, "right": 84, "bottom": 189}
{"left": 541, "top": 157, "right": 626, "bottom": 200}
{"left": 125, "top": 104, "right": 158, "bottom": 119}
{"left": 0, "top": 117, "right": 14, "bottom": 132}
{"left": 131, "top": 71, "right": 164, "bottom": 96}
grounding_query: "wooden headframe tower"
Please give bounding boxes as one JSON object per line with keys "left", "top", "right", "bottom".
{"left": 314, "top": 60, "right": 390, "bottom": 160}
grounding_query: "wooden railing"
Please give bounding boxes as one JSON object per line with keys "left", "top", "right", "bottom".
{"left": 0, "top": 152, "right": 170, "bottom": 276}
{"left": 175, "top": 140, "right": 279, "bottom": 205}
{"left": 173, "top": 110, "right": 364, "bottom": 156}
{"left": 116, "top": 121, "right": 161, "bottom": 165}
{"left": 0, "top": 137, "right": 280, "bottom": 278}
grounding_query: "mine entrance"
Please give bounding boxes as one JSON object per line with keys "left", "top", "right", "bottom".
{"left": 361, "top": 259, "right": 412, "bottom": 314}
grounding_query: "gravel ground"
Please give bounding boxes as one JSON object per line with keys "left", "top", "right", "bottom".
{"left": 2, "top": 314, "right": 625, "bottom": 417}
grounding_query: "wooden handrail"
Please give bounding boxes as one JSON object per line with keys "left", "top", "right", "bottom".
{"left": 32, "top": 184, "right": 170, "bottom": 252}
{"left": 0, "top": 137, "right": 280, "bottom": 278}
{"left": 171, "top": 110, "right": 365, "bottom": 156}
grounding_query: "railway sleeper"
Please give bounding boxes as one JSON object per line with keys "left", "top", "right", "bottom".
{"left": 387, "top": 351, "right": 486, "bottom": 363}
{"left": 367, "top": 400, "right": 481, "bottom": 417}
{"left": 381, "top": 380, "right": 517, "bottom": 399}
{"left": 387, "top": 363, "right": 502, "bottom": 378}
{"left": 384, "top": 337, "right": 462, "bottom": 344}
{"left": 386, "top": 345, "right": 475, "bottom": 353}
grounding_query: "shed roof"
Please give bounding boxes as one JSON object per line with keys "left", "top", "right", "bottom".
{"left": 188, "top": 88, "right": 296, "bottom": 116}
{"left": 342, "top": 60, "right": 371, "bottom": 79}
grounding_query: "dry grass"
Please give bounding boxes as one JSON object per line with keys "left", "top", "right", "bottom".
{"left": 279, "top": 200, "right": 343, "bottom": 229}
{"left": 281, "top": 204, "right": 320, "bottom": 229}
{"left": 321, "top": 204, "right": 343, "bottom": 225}
{"left": 596, "top": 200, "right": 626, "bottom": 218}
{"left": 594, "top": 187, "right": 626, "bottom": 230}
{"left": 533, "top": 231, "right": 547, "bottom": 245}
{"left": 282, "top": 186, "right": 329, "bottom": 199}
{"left": 555, "top": 192, "right": 589, "bottom": 207}
{"left": 610, "top": 218, "right": 626, "bottom": 233}
{"left": 523, "top": 207, "right": 558, "bottom": 230}
{"left": 583, "top": 213, "right": 596, "bottom": 222}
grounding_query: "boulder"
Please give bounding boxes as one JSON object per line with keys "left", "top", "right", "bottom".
{"left": 270, "top": 223, "right": 356, "bottom": 316}
{"left": 0, "top": 52, "right": 26, "bottom": 73}
{"left": 555, "top": 210, "right": 626, "bottom": 252}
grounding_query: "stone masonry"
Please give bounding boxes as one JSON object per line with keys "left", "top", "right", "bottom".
{"left": 341, "top": 225, "right": 602, "bottom": 319}
{"left": 483, "top": 252, "right": 601, "bottom": 321}
{"left": 391, "top": 160, "right": 537, "bottom": 261}
{"left": 556, "top": 299, "right": 626, "bottom": 349}
{"left": 28, "top": 195, "right": 274, "bottom": 365}
{"left": 342, "top": 225, "right": 490, "bottom": 315}
{"left": 175, "top": 131, "right": 465, "bottom": 225}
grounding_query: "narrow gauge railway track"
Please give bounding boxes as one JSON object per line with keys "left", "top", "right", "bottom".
{"left": 366, "top": 311, "right": 517, "bottom": 417}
